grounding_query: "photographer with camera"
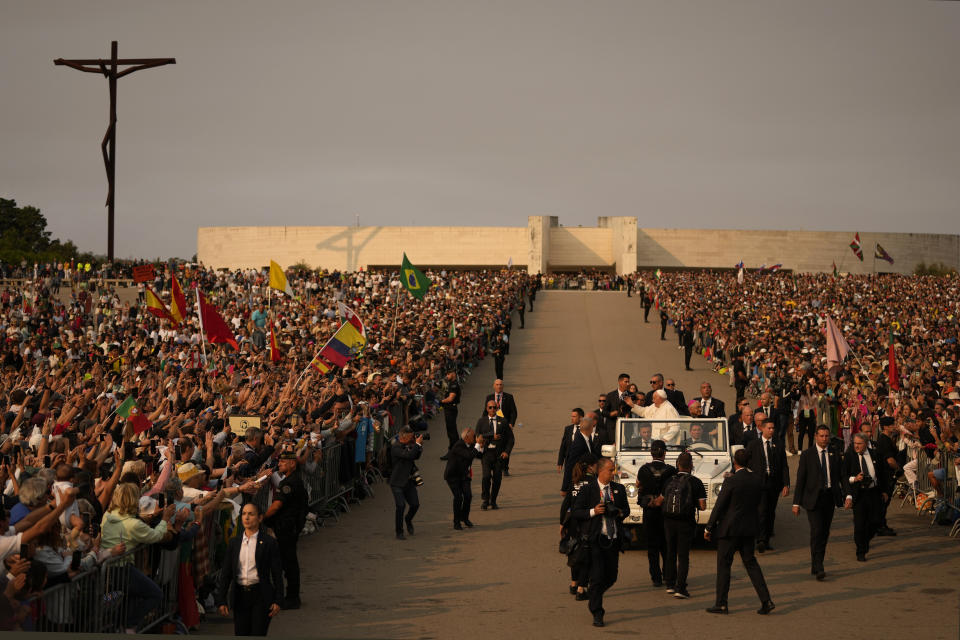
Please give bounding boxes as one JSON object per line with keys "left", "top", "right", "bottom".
{"left": 571, "top": 457, "right": 628, "bottom": 627}
{"left": 841, "top": 433, "right": 891, "bottom": 562}
{"left": 389, "top": 426, "right": 424, "bottom": 540}
{"left": 475, "top": 400, "right": 514, "bottom": 510}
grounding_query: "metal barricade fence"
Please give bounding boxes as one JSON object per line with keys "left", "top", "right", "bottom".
{"left": 22, "top": 568, "right": 99, "bottom": 632}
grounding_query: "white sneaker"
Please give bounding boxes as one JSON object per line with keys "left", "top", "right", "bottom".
{"left": 666, "top": 587, "right": 676, "bottom": 594}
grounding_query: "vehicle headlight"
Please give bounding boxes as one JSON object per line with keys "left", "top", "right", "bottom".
{"left": 626, "top": 484, "right": 638, "bottom": 499}
{"left": 712, "top": 483, "right": 722, "bottom": 497}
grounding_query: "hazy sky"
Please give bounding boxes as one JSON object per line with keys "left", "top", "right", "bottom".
{"left": 2, "top": 0, "right": 958, "bottom": 259}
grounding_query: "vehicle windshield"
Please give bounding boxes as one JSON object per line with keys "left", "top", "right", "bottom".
{"left": 618, "top": 418, "right": 728, "bottom": 452}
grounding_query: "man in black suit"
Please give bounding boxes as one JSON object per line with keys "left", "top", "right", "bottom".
{"left": 729, "top": 404, "right": 754, "bottom": 447}
{"left": 475, "top": 400, "right": 514, "bottom": 509}
{"left": 558, "top": 408, "right": 584, "bottom": 481}
{"left": 663, "top": 378, "right": 689, "bottom": 416}
{"left": 842, "top": 433, "right": 891, "bottom": 561}
{"left": 636, "top": 440, "right": 676, "bottom": 588}
{"left": 572, "top": 457, "right": 629, "bottom": 627}
{"left": 603, "top": 373, "right": 632, "bottom": 431}
{"left": 680, "top": 318, "right": 695, "bottom": 370}
{"left": 659, "top": 309, "right": 669, "bottom": 340}
{"left": 485, "top": 379, "right": 518, "bottom": 475}
{"left": 643, "top": 288, "right": 653, "bottom": 322}
{"left": 792, "top": 425, "right": 843, "bottom": 580}
{"left": 704, "top": 448, "right": 775, "bottom": 615}
{"left": 595, "top": 394, "right": 615, "bottom": 446}
{"left": 694, "top": 382, "right": 726, "bottom": 419}
{"left": 444, "top": 427, "right": 485, "bottom": 529}
{"left": 733, "top": 356, "right": 748, "bottom": 402}
{"left": 389, "top": 427, "right": 424, "bottom": 540}
{"left": 746, "top": 419, "right": 790, "bottom": 552}
{"left": 875, "top": 417, "right": 900, "bottom": 536}
{"left": 560, "top": 411, "right": 601, "bottom": 494}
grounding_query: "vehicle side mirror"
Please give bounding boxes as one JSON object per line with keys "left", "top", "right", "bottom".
{"left": 601, "top": 445, "right": 615, "bottom": 458}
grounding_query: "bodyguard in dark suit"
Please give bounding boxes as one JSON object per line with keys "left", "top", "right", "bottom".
{"left": 728, "top": 405, "right": 754, "bottom": 447}
{"left": 693, "top": 382, "right": 726, "bottom": 419}
{"left": 444, "top": 427, "right": 485, "bottom": 529}
{"left": 571, "top": 457, "right": 629, "bottom": 627}
{"left": 485, "top": 379, "right": 518, "bottom": 475}
{"left": 746, "top": 420, "right": 790, "bottom": 552}
{"left": 216, "top": 502, "right": 284, "bottom": 636}
{"left": 704, "top": 448, "right": 774, "bottom": 615}
{"left": 636, "top": 440, "right": 676, "bottom": 587}
{"left": 791, "top": 426, "right": 842, "bottom": 580}
{"left": 557, "top": 408, "right": 584, "bottom": 480}
{"left": 484, "top": 380, "right": 518, "bottom": 428}
{"left": 603, "top": 374, "right": 632, "bottom": 432}
{"left": 561, "top": 413, "right": 602, "bottom": 493}
{"left": 389, "top": 427, "right": 424, "bottom": 539}
{"left": 842, "top": 433, "right": 891, "bottom": 561}
{"left": 644, "top": 374, "right": 689, "bottom": 416}
{"left": 475, "top": 401, "right": 514, "bottom": 509}
{"left": 875, "top": 417, "right": 900, "bottom": 536}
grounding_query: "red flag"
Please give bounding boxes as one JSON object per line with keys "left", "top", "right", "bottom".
{"left": 198, "top": 291, "right": 239, "bottom": 350}
{"left": 269, "top": 326, "right": 282, "bottom": 362}
{"left": 129, "top": 412, "right": 152, "bottom": 435}
{"left": 888, "top": 329, "right": 899, "bottom": 391}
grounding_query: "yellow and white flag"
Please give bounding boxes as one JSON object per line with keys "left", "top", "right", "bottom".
{"left": 269, "top": 260, "right": 293, "bottom": 296}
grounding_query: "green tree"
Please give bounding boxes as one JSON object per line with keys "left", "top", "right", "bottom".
{"left": 0, "top": 198, "right": 79, "bottom": 264}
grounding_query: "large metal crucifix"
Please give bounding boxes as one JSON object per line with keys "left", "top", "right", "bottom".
{"left": 55, "top": 41, "right": 175, "bottom": 261}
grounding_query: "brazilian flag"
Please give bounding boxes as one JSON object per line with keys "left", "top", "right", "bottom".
{"left": 401, "top": 253, "right": 431, "bottom": 301}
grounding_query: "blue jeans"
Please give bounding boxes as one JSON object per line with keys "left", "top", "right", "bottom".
{"left": 124, "top": 565, "right": 163, "bottom": 628}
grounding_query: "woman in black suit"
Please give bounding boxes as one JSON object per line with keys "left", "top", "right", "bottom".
{"left": 216, "top": 502, "right": 284, "bottom": 636}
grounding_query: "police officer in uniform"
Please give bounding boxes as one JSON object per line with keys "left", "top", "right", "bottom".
{"left": 439, "top": 369, "right": 462, "bottom": 459}
{"left": 264, "top": 449, "right": 308, "bottom": 610}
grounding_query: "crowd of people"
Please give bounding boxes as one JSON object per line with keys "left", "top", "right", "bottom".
{"left": 557, "top": 269, "right": 960, "bottom": 626}
{"left": 0, "top": 261, "right": 535, "bottom": 633}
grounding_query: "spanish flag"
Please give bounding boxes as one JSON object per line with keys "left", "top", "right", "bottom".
{"left": 269, "top": 326, "right": 282, "bottom": 362}
{"left": 145, "top": 285, "right": 173, "bottom": 321}
{"left": 269, "top": 260, "right": 293, "bottom": 296}
{"left": 319, "top": 319, "right": 367, "bottom": 367}
{"left": 309, "top": 354, "right": 332, "bottom": 375}
{"left": 170, "top": 275, "right": 188, "bottom": 325}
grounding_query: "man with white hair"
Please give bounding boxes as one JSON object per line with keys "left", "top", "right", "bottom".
{"left": 626, "top": 390, "right": 681, "bottom": 444}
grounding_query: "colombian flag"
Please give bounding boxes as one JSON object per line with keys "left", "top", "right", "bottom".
{"left": 319, "top": 320, "right": 367, "bottom": 367}
{"left": 170, "top": 275, "right": 188, "bottom": 325}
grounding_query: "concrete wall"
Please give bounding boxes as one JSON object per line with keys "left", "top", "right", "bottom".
{"left": 197, "top": 225, "right": 527, "bottom": 271}
{"left": 197, "top": 220, "right": 960, "bottom": 275}
{"left": 636, "top": 229, "right": 960, "bottom": 275}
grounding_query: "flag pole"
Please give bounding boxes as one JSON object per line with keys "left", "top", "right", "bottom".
{"left": 391, "top": 270, "right": 402, "bottom": 346}
{"left": 293, "top": 319, "right": 345, "bottom": 387}
{"left": 196, "top": 286, "right": 209, "bottom": 373}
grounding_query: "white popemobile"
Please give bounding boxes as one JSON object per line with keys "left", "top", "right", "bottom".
{"left": 601, "top": 417, "right": 739, "bottom": 536}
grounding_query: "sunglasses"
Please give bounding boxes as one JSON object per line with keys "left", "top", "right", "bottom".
{"left": 486, "top": 405, "right": 496, "bottom": 409}
{"left": 649, "top": 381, "right": 658, "bottom": 385}
{"left": 665, "top": 383, "right": 675, "bottom": 388}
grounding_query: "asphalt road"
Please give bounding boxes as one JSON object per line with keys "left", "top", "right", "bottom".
{"left": 208, "top": 290, "right": 959, "bottom": 638}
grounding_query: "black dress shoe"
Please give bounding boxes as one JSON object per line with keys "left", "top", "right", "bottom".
{"left": 757, "top": 601, "right": 775, "bottom": 615}
{"left": 592, "top": 616, "right": 604, "bottom": 627}
{"left": 396, "top": 532, "right": 406, "bottom": 540}
{"left": 503, "top": 469, "right": 511, "bottom": 477}
{"left": 652, "top": 580, "right": 663, "bottom": 588}
{"left": 756, "top": 541, "right": 767, "bottom": 553}
{"left": 576, "top": 591, "right": 589, "bottom": 601}
{"left": 706, "top": 605, "right": 729, "bottom": 614}
{"left": 462, "top": 519, "right": 474, "bottom": 528}
{"left": 406, "top": 520, "right": 415, "bottom": 535}
{"left": 856, "top": 553, "right": 866, "bottom": 562}
{"left": 816, "top": 571, "right": 826, "bottom": 581}
{"left": 490, "top": 503, "right": 499, "bottom": 510}
{"left": 440, "top": 454, "right": 449, "bottom": 461}
{"left": 453, "top": 522, "right": 463, "bottom": 530}
{"left": 569, "top": 585, "right": 578, "bottom": 595}
{"left": 764, "top": 544, "right": 774, "bottom": 551}
{"left": 481, "top": 503, "right": 489, "bottom": 510}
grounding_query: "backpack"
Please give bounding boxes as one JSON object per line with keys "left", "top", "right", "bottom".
{"left": 662, "top": 474, "right": 695, "bottom": 520}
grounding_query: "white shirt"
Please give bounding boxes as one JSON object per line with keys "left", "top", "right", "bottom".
{"left": 816, "top": 444, "right": 832, "bottom": 489}
{"left": 632, "top": 402, "right": 682, "bottom": 443}
{"left": 238, "top": 530, "right": 259, "bottom": 586}
{"left": 846, "top": 450, "right": 878, "bottom": 502}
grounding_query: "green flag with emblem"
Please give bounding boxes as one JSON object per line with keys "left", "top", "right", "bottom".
{"left": 400, "top": 253, "right": 431, "bottom": 301}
